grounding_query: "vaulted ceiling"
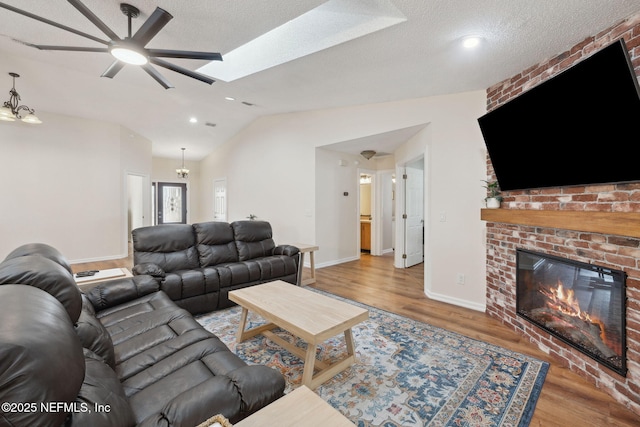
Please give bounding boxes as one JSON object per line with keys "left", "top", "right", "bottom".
{"left": 1, "top": 0, "right": 640, "bottom": 159}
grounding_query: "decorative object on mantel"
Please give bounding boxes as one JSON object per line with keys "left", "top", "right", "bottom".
{"left": 0, "top": 72, "right": 42, "bottom": 124}
{"left": 176, "top": 147, "right": 189, "bottom": 179}
{"left": 482, "top": 179, "right": 502, "bottom": 209}
{"left": 195, "top": 414, "right": 232, "bottom": 427}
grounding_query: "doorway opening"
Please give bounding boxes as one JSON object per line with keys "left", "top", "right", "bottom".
{"left": 359, "top": 173, "right": 372, "bottom": 253}
{"left": 357, "top": 169, "right": 396, "bottom": 257}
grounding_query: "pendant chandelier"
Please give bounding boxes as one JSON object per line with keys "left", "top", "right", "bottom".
{"left": 176, "top": 148, "right": 189, "bottom": 179}
{"left": 0, "top": 72, "right": 42, "bottom": 124}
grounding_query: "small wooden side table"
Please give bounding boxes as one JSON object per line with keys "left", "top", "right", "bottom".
{"left": 290, "top": 243, "right": 318, "bottom": 286}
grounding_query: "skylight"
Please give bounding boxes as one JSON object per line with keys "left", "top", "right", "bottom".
{"left": 197, "top": 0, "right": 407, "bottom": 82}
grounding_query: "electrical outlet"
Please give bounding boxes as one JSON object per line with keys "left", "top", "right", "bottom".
{"left": 456, "top": 273, "right": 465, "bottom": 285}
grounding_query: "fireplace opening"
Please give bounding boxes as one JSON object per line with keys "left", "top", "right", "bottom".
{"left": 516, "top": 249, "right": 627, "bottom": 376}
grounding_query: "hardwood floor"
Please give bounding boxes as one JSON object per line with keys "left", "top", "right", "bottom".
{"left": 72, "top": 252, "right": 640, "bottom": 426}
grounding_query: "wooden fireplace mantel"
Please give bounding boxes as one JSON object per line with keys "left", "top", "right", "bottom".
{"left": 480, "top": 209, "right": 640, "bottom": 239}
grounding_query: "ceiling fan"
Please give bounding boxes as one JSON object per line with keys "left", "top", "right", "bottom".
{"left": 0, "top": 0, "right": 222, "bottom": 89}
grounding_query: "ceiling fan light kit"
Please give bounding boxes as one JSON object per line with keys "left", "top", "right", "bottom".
{"left": 0, "top": 0, "right": 222, "bottom": 89}
{"left": 110, "top": 42, "right": 148, "bottom": 65}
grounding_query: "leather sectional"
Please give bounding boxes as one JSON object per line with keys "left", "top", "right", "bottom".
{"left": 132, "top": 220, "right": 300, "bottom": 314}
{"left": 0, "top": 243, "right": 285, "bottom": 427}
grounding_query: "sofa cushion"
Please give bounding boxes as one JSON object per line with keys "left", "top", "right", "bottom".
{"left": 87, "top": 290, "right": 282, "bottom": 424}
{"left": 133, "top": 224, "right": 199, "bottom": 273}
{"left": 254, "top": 255, "right": 299, "bottom": 279}
{"left": 194, "top": 221, "right": 239, "bottom": 266}
{"left": 231, "top": 221, "right": 276, "bottom": 261}
{"left": 67, "top": 349, "right": 136, "bottom": 427}
{"left": 0, "top": 255, "right": 83, "bottom": 323}
{"left": 76, "top": 295, "right": 116, "bottom": 369}
{"left": 0, "top": 285, "right": 85, "bottom": 427}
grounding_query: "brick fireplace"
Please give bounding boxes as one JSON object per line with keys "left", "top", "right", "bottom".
{"left": 483, "top": 13, "right": 640, "bottom": 416}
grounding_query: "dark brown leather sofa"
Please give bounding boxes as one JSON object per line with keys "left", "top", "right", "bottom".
{"left": 132, "top": 220, "right": 300, "bottom": 314}
{"left": 0, "top": 243, "right": 285, "bottom": 427}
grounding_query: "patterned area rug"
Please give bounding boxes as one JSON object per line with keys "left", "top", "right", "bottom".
{"left": 197, "top": 291, "right": 548, "bottom": 427}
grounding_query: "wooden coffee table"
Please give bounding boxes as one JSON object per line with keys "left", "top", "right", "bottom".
{"left": 229, "top": 280, "right": 369, "bottom": 390}
{"left": 235, "top": 385, "right": 354, "bottom": 426}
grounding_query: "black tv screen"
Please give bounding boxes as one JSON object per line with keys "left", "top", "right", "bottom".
{"left": 478, "top": 39, "right": 640, "bottom": 191}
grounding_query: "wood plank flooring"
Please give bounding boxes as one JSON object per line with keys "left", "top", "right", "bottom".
{"left": 72, "top": 252, "right": 640, "bottom": 426}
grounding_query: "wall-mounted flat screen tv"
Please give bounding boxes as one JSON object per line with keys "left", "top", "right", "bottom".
{"left": 478, "top": 39, "right": 640, "bottom": 191}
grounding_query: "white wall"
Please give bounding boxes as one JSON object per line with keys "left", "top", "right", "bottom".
{"left": 315, "top": 149, "right": 362, "bottom": 264}
{"left": 199, "top": 90, "right": 488, "bottom": 310}
{"left": 0, "top": 111, "right": 152, "bottom": 262}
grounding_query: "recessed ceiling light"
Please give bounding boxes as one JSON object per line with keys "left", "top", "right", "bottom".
{"left": 462, "top": 36, "right": 482, "bottom": 49}
{"left": 189, "top": 117, "right": 198, "bottom": 123}
{"left": 225, "top": 96, "right": 235, "bottom": 101}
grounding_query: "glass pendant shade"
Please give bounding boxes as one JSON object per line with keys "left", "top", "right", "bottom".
{"left": 0, "top": 106, "right": 16, "bottom": 121}
{"left": 21, "top": 113, "right": 42, "bottom": 124}
{"left": 176, "top": 148, "right": 189, "bottom": 178}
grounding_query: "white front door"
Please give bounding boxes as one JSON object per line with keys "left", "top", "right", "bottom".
{"left": 404, "top": 163, "right": 424, "bottom": 267}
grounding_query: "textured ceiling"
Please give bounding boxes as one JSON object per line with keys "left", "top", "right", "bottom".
{"left": 1, "top": 0, "right": 640, "bottom": 160}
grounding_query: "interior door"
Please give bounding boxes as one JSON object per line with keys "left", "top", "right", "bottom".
{"left": 213, "top": 178, "right": 227, "bottom": 221}
{"left": 157, "top": 182, "right": 187, "bottom": 224}
{"left": 404, "top": 163, "right": 424, "bottom": 267}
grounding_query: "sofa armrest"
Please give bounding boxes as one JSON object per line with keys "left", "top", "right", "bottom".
{"left": 131, "top": 262, "right": 166, "bottom": 278}
{"left": 135, "top": 366, "right": 284, "bottom": 427}
{"left": 227, "top": 365, "right": 286, "bottom": 419}
{"left": 136, "top": 376, "right": 242, "bottom": 427}
{"left": 273, "top": 244, "right": 300, "bottom": 257}
{"left": 83, "top": 275, "right": 160, "bottom": 312}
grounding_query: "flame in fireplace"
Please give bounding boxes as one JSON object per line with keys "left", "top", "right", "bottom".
{"left": 539, "top": 280, "right": 608, "bottom": 345}
{"left": 539, "top": 281, "right": 591, "bottom": 321}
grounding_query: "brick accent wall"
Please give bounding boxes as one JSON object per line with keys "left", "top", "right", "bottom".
{"left": 484, "top": 13, "right": 640, "bottom": 415}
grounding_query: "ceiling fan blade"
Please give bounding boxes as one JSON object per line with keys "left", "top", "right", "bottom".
{"left": 33, "top": 45, "right": 108, "bottom": 53}
{"left": 132, "top": 7, "right": 173, "bottom": 47}
{"left": 67, "top": 0, "right": 119, "bottom": 41}
{"left": 0, "top": 2, "right": 108, "bottom": 45}
{"left": 147, "top": 49, "right": 222, "bottom": 61}
{"left": 101, "top": 60, "right": 125, "bottom": 79}
{"left": 150, "top": 58, "right": 215, "bottom": 85}
{"left": 142, "top": 64, "right": 174, "bottom": 89}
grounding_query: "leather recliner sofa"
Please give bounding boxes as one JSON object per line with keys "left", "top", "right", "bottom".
{"left": 132, "top": 220, "right": 300, "bottom": 314}
{"left": 0, "top": 243, "right": 285, "bottom": 427}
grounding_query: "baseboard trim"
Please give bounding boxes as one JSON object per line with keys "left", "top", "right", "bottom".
{"left": 69, "top": 253, "right": 128, "bottom": 265}
{"left": 315, "top": 255, "right": 360, "bottom": 269}
{"left": 424, "top": 289, "right": 486, "bottom": 312}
